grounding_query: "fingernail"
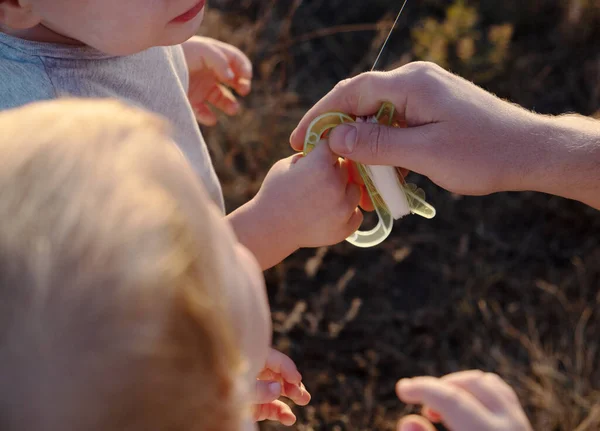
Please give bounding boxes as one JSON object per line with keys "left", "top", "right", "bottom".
{"left": 268, "top": 382, "right": 281, "bottom": 394}
{"left": 336, "top": 124, "right": 357, "bottom": 154}
{"left": 400, "top": 423, "right": 425, "bottom": 431}
{"left": 243, "top": 63, "right": 253, "bottom": 76}
{"left": 226, "top": 68, "right": 235, "bottom": 80}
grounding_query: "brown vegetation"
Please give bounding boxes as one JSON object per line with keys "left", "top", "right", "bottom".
{"left": 200, "top": 1, "right": 600, "bottom": 429}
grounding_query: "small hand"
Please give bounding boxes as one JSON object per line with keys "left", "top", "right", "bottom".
{"left": 229, "top": 139, "right": 363, "bottom": 269}
{"left": 253, "top": 348, "right": 311, "bottom": 426}
{"left": 258, "top": 140, "right": 363, "bottom": 248}
{"left": 182, "top": 36, "right": 252, "bottom": 126}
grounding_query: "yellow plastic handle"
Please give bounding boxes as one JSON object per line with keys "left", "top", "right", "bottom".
{"left": 302, "top": 106, "right": 393, "bottom": 248}
{"left": 302, "top": 102, "right": 435, "bottom": 248}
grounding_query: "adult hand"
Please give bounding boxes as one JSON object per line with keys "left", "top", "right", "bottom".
{"left": 396, "top": 370, "right": 532, "bottom": 431}
{"left": 290, "top": 62, "right": 600, "bottom": 209}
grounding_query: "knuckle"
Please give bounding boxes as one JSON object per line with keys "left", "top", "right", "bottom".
{"left": 207, "top": 86, "right": 224, "bottom": 104}
{"left": 207, "top": 45, "right": 226, "bottom": 65}
{"left": 334, "top": 77, "right": 357, "bottom": 108}
{"left": 352, "top": 72, "right": 372, "bottom": 89}
{"left": 343, "top": 91, "right": 362, "bottom": 113}
{"left": 333, "top": 74, "right": 371, "bottom": 111}
{"left": 404, "top": 61, "right": 443, "bottom": 91}
{"left": 404, "top": 60, "right": 442, "bottom": 76}
{"left": 484, "top": 372, "right": 503, "bottom": 383}
{"left": 437, "top": 389, "right": 461, "bottom": 407}
{"left": 333, "top": 77, "right": 353, "bottom": 91}
{"left": 354, "top": 73, "right": 377, "bottom": 103}
{"left": 484, "top": 373, "right": 520, "bottom": 403}
{"left": 367, "top": 124, "right": 389, "bottom": 159}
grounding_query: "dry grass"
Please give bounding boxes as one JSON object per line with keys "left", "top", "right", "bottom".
{"left": 199, "top": 1, "right": 600, "bottom": 429}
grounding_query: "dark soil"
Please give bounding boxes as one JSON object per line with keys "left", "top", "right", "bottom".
{"left": 201, "top": 1, "right": 600, "bottom": 429}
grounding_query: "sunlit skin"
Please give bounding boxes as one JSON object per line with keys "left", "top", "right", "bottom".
{"left": 0, "top": 0, "right": 253, "bottom": 122}
{"left": 1, "top": 0, "right": 366, "bottom": 270}
{"left": 1, "top": 0, "right": 208, "bottom": 55}
{"left": 289, "top": 60, "right": 600, "bottom": 429}
{"left": 168, "top": 149, "right": 311, "bottom": 426}
{"left": 0, "top": 1, "right": 311, "bottom": 421}
{"left": 396, "top": 370, "right": 532, "bottom": 431}
{"left": 291, "top": 61, "right": 600, "bottom": 211}
{"left": 0, "top": 97, "right": 311, "bottom": 428}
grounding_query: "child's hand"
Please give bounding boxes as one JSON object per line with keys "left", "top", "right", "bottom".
{"left": 229, "top": 140, "right": 363, "bottom": 269}
{"left": 181, "top": 36, "right": 252, "bottom": 126}
{"left": 252, "top": 348, "right": 311, "bottom": 426}
{"left": 259, "top": 142, "right": 364, "bottom": 250}
{"left": 396, "top": 370, "right": 533, "bottom": 431}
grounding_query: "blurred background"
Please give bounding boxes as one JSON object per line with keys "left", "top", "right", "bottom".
{"left": 199, "top": 1, "right": 600, "bottom": 429}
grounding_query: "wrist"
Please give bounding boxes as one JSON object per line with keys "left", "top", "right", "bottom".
{"left": 517, "top": 113, "right": 600, "bottom": 208}
{"left": 227, "top": 195, "right": 299, "bottom": 270}
{"left": 180, "top": 35, "right": 202, "bottom": 63}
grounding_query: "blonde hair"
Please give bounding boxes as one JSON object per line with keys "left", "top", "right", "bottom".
{"left": 0, "top": 98, "right": 242, "bottom": 430}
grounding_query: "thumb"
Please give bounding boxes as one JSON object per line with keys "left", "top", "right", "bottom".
{"left": 328, "top": 123, "right": 435, "bottom": 173}
{"left": 254, "top": 381, "right": 281, "bottom": 404}
{"left": 397, "top": 415, "right": 437, "bottom": 431}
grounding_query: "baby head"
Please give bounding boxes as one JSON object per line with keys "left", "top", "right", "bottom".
{"left": 0, "top": 0, "right": 206, "bottom": 55}
{"left": 0, "top": 98, "right": 270, "bottom": 430}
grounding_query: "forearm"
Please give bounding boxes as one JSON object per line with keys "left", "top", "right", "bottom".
{"left": 520, "top": 113, "right": 600, "bottom": 210}
{"left": 226, "top": 198, "right": 298, "bottom": 271}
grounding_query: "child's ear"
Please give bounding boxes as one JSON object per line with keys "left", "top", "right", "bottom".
{"left": 0, "top": 0, "right": 42, "bottom": 29}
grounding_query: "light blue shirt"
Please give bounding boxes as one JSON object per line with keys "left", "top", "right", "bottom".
{"left": 0, "top": 33, "right": 225, "bottom": 212}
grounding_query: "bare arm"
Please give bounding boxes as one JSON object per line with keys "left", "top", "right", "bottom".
{"left": 226, "top": 199, "right": 297, "bottom": 271}
{"left": 290, "top": 62, "right": 600, "bottom": 211}
{"left": 530, "top": 113, "right": 600, "bottom": 210}
{"left": 227, "top": 143, "right": 363, "bottom": 270}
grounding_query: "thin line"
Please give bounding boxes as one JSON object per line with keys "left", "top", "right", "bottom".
{"left": 370, "top": 0, "right": 409, "bottom": 71}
